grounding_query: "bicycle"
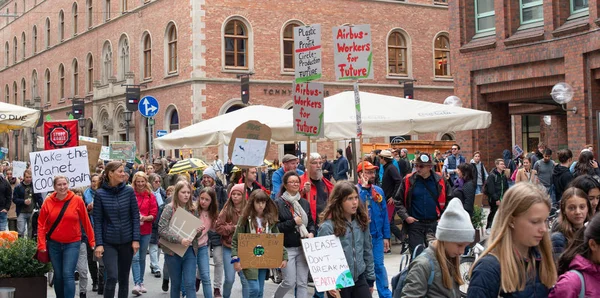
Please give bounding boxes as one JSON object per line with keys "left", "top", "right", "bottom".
{"left": 458, "top": 239, "right": 486, "bottom": 297}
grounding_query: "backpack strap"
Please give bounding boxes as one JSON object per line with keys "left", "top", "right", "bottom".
{"left": 426, "top": 255, "right": 435, "bottom": 286}
{"left": 568, "top": 269, "right": 585, "bottom": 298}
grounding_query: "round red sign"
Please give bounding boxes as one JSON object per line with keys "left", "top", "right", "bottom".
{"left": 49, "top": 127, "right": 69, "bottom": 146}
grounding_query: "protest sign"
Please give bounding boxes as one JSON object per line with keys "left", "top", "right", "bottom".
{"left": 293, "top": 82, "right": 324, "bottom": 138}
{"left": 79, "top": 136, "right": 98, "bottom": 143}
{"left": 99, "top": 146, "right": 110, "bottom": 160}
{"left": 158, "top": 207, "right": 201, "bottom": 257}
{"left": 44, "top": 120, "right": 79, "bottom": 150}
{"left": 294, "top": 24, "right": 322, "bottom": 83}
{"left": 332, "top": 25, "right": 373, "bottom": 81}
{"left": 29, "top": 146, "right": 91, "bottom": 193}
{"left": 0, "top": 148, "right": 8, "bottom": 160}
{"left": 513, "top": 144, "right": 524, "bottom": 158}
{"left": 109, "top": 141, "right": 136, "bottom": 161}
{"left": 12, "top": 161, "right": 27, "bottom": 178}
{"left": 228, "top": 121, "right": 272, "bottom": 168}
{"left": 302, "top": 235, "right": 355, "bottom": 292}
{"left": 80, "top": 140, "right": 102, "bottom": 173}
{"left": 238, "top": 233, "right": 284, "bottom": 269}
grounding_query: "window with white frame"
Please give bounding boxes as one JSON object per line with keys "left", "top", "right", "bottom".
{"left": 520, "top": 0, "right": 543, "bottom": 25}
{"left": 45, "top": 18, "right": 50, "bottom": 48}
{"left": 387, "top": 30, "right": 409, "bottom": 76}
{"left": 21, "top": 32, "right": 26, "bottom": 60}
{"left": 32, "top": 26, "right": 37, "bottom": 54}
{"left": 44, "top": 69, "right": 50, "bottom": 103}
{"left": 102, "top": 41, "right": 112, "bottom": 83}
{"left": 475, "top": 0, "right": 495, "bottom": 34}
{"left": 166, "top": 23, "right": 177, "bottom": 73}
{"left": 142, "top": 33, "right": 152, "bottom": 79}
{"left": 86, "top": 54, "right": 94, "bottom": 93}
{"left": 59, "top": 10, "right": 65, "bottom": 41}
{"left": 59, "top": 64, "right": 65, "bottom": 99}
{"left": 224, "top": 19, "right": 249, "bottom": 69}
{"left": 571, "top": 0, "right": 588, "bottom": 14}
{"left": 118, "top": 35, "right": 129, "bottom": 80}
{"left": 282, "top": 22, "right": 301, "bottom": 71}
{"left": 73, "top": 59, "right": 79, "bottom": 95}
{"left": 434, "top": 34, "right": 451, "bottom": 77}
{"left": 73, "top": 3, "right": 78, "bottom": 36}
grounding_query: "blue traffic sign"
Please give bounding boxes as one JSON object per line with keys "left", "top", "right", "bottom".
{"left": 157, "top": 130, "right": 168, "bottom": 138}
{"left": 139, "top": 96, "right": 159, "bottom": 118}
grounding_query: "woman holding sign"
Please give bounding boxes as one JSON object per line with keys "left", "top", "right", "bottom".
{"left": 158, "top": 181, "right": 202, "bottom": 298}
{"left": 318, "top": 181, "right": 375, "bottom": 298}
{"left": 273, "top": 171, "right": 316, "bottom": 298}
{"left": 93, "top": 161, "right": 140, "bottom": 298}
{"left": 231, "top": 190, "right": 288, "bottom": 298}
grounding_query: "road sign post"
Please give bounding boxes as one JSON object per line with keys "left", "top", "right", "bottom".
{"left": 138, "top": 96, "right": 159, "bottom": 158}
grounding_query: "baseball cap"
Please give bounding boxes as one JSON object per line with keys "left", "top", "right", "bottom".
{"left": 357, "top": 161, "right": 379, "bottom": 173}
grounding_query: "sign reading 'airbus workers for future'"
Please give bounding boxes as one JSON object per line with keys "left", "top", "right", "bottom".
{"left": 332, "top": 25, "right": 373, "bottom": 81}
{"left": 293, "top": 82, "right": 324, "bottom": 138}
{"left": 294, "top": 24, "right": 322, "bottom": 83}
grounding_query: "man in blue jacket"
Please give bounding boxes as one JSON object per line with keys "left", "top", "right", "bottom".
{"left": 270, "top": 154, "right": 304, "bottom": 199}
{"left": 335, "top": 148, "right": 349, "bottom": 181}
{"left": 12, "top": 169, "right": 43, "bottom": 238}
{"left": 442, "top": 143, "right": 466, "bottom": 186}
{"left": 357, "top": 161, "right": 392, "bottom": 298}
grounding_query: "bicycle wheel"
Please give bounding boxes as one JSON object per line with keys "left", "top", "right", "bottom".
{"left": 459, "top": 256, "right": 475, "bottom": 297}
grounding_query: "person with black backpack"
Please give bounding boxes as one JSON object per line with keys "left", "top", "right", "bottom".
{"left": 398, "top": 198, "right": 474, "bottom": 298}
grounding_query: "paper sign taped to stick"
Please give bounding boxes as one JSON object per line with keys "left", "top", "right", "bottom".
{"left": 294, "top": 24, "right": 322, "bottom": 83}
{"left": 12, "top": 161, "right": 27, "bottom": 178}
{"left": 332, "top": 24, "right": 373, "bottom": 81}
{"left": 80, "top": 140, "right": 102, "bottom": 173}
{"left": 238, "top": 233, "right": 284, "bottom": 269}
{"left": 29, "top": 146, "right": 91, "bottom": 193}
{"left": 228, "top": 121, "right": 272, "bottom": 169}
{"left": 158, "top": 207, "right": 201, "bottom": 257}
{"left": 109, "top": 141, "right": 136, "bottom": 161}
{"left": 99, "top": 146, "right": 110, "bottom": 160}
{"left": 293, "top": 82, "right": 324, "bottom": 138}
{"left": 302, "top": 235, "right": 354, "bottom": 292}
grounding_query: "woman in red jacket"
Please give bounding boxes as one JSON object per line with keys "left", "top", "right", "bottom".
{"left": 130, "top": 171, "right": 158, "bottom": 296}
{"left": 37, "top": 175, "right": 95, "bottom": 298}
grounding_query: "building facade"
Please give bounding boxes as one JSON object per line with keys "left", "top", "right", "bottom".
{"left": 450, "top": 0, "right": 600, "bottom": 163}
{"left": 1, "top": 0, "right": 454, "bottom": 161}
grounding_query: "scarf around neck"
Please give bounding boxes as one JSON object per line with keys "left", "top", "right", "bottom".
{"left": 281, "top": 191, "right": 310, "bottom": 238}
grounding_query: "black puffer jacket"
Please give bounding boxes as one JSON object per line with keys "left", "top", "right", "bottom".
{"left": 93, "top": 182, "right": 140, "bottom": 246}
{"left": 274, "top": 196, "right": 316, "bottom": 248}
{"left": 451, "top": 179, "right": 476, "bottom": 216}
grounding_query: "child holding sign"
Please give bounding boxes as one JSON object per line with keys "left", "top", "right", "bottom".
{"left": 318, "top": 181, "right": 375, "bottom": 298}
{"left": 231, "top": 190, "right": 288, "bottom": 298}
{"left": 195, "top": 188, "right": 219, "bottom": 298}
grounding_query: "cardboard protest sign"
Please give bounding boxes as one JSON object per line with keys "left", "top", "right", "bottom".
{"left": 293, "top": 82, "right": 324, "bottom": 138}
{"left": 109, "top": 141, "right": 136, "bottom": 161}
{"left": 158, "top": 207, "right": 201, "bottom": 257}
{"left": 29, "top": 146, "right": 91, "bottom": 193}
{"left": 332, "top": 25, "right": 373, "bottom": 81}
{"left": 228, "top": 121, "right": 272, "bottom": 168}
{"left": 99, "top": 146, "right": 110, "bottom": 160}
{"left": 44, "top": 120, "right": 79, "bottom": 150}
{"left": 11, "top": 161, "right": 27, "bottom": 178}
{"left": 294, "top": 24, "right": 322, "bottom": 83}
{"left": 80, "top": 140, "right": 102, "bottom": 173}
{"left": 238, "top": 233, "right": 284, "bottom": 269}
{"left": 302, "top": 235, "right": 354, "bottom": 292}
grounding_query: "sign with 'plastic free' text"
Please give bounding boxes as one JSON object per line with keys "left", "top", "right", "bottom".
{"left": 294, "top": 24, "right": 322, "bottom": 83}
{"left": 332, "top": 25, "right": 373, "bottom": 81}
{"left": 29, "top": 146, "right": 91, "bottom": 193}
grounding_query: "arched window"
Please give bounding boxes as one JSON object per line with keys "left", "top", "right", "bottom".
{"left": 45, "top": 18, "right": 51, "bottom": 48}
{"left": 72, "top": 3, "right": 78, "bottom": 36}
{"left": 21, "top": 0, "right": 25, "bottom": 12}
{"left": 73, "top": 59, "right": 79, "bottom": 95}
{"left": 104, "top": 0, "right": 110, "bottom": 22}
{"left": 4, "top": 42, "right": 9, "bottom": 66}
{"left": 87, "top": 0, "right": 93, "bottom": 28}
{"left": 44, "top": 69, "right": 50, "bottom": 103}
{"left": 32, "top": 26, "right": 37, "bottom": 54}
{"left": 169, "top": 109, "right": 179, "bottom": 131}
{"left": 13, "top": 37, "right": 17, "bottom": 64}
{"left": 5, "top": 85, "right": 9, "bottom": 103}
{"left": 59, "top": 10, "right": 65, "bottom": 41}
{"left": 167, "top": 23, "right": 177, "bottom": 73}
{"left": 387, "top": 31, "right": 408, "bottom": 76}
{"left": 434, "top": 34, "right": 451, "bottom": 77}
{"left": 21, "top": 79, "right": 26, "bottom": 103}
{"left": 21, "top": 32, "right": 25, "bottom": 60}
{"left": 142, "top": 33, "right": 151, "bottom": 79}
{"left": 118, "top": 35, "right": 129, "bottom": 80}
{"left": 282, "top": 22, "right": 300, "bottom": 71}
{"left": 31, "top": 70, "right": 38, "bottom": 99}
{"left": 102, "top": 41, "right": 112, "bottom": 83}
{"left": 59, "top": 64, "right": 65, "bottom": 99}
{"left": 121, "top": 0, "right": 127, "bottom": 12}
{"left": 13, "top": 81, "right": 17, "bottom": 104}
{"left": 224, "top": 19, "right": 248, "bottom": 69}
{"left": 87, "top": 54, "right": 94, "bottom": 93}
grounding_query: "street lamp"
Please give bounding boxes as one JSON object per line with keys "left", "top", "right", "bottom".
{"left": 551, "top": 82, "right": 577, "bottom": 114}
{"left": 13, "top": 130, "right": 20, "bottom": 161}
{"left": 443, "top": 95, "right": 463, "bottom": 107}
{"left": 124, "top": 110, "right": 133, "bottom": 141}
{"left": 78, "top": 118, "right": 86, "bottom": 137}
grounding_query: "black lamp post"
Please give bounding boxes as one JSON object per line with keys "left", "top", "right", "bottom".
{"left": 78, "top": 118, "right": 86, "bottom": 137}
{"left": 124, "top": 110, "right": 133, "bottom": 141}
{"left": 13, "top": 130, "right": 20, "bottom": 160}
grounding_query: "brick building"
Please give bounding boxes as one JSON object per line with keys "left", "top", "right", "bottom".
{"left": 0, "top": 0, "right": 453, "bottom": 161}
{"left": 450, "top": 0, "right": 600, "bottom": 164}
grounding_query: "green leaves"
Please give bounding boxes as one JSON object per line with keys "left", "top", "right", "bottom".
{"left": 471, "top": 205, "right": 485, "bottom": 229}
{"left": 0, "top": 238, "right": 51, "bottom": 278}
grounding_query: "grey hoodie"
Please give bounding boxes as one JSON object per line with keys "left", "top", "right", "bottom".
{"left": 401, "top": 246, "right": 461, "bottom": 298}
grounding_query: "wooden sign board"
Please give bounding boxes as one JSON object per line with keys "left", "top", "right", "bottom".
{"left": 228, "top": 120, "right": 272, "bottom": 169}
{"left": 80, "top": 140, "right": 101, "bottom": 174}
{"left": 238, "top": 233, "right": 284, "bottom": 269}
{"left": 158, "top": 207, "right": 201, "bottom": 257}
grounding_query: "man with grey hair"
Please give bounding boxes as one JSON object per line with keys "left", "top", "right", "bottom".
{"left": 299, "top": 153, "right": 334, "bottom": 226}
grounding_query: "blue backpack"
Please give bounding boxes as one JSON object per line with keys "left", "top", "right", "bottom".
{"left": 391, "top": 247, "right": 435, "bottom": 298}
{"left": 569, "top": 270, "right": 585, "bottom": 298}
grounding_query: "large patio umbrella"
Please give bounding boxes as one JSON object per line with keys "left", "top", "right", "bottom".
{"left": 168, "top": 158, "right": 209, "bottom": 174}
{"left": 0, "top": 102, "right": 42, "bottom": 133}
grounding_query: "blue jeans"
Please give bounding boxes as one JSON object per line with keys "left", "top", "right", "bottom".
{"left": 48, "top": 240, "right": 81, "bottom": 298}
{"left": 165, "top": 247, "right": 197, "bottom": 298}
{"left": 196, "top": 245, "right": 213, "bottom": 298}
{"left": 241, "top": 269, "right": 268, "bottom": 298}
{"left": 475, "top": 185, "right": 482, "bottom": 195}
{"left": 0, "top": 211, "right": 7, "bottom": 231}
{"left": 131, "top": 234, "right": 151, "bottom": 285}
{"left": 222, "top": 246, "right": 248, "bottom": 298}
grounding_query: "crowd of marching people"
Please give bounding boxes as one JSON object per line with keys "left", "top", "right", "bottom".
{"left": 1, "top": 141, "right": 600, "bottom": 298}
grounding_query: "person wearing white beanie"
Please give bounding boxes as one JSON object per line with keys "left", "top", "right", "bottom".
{"left": 401, "top": 198, "right": 475, "bottom": 298}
